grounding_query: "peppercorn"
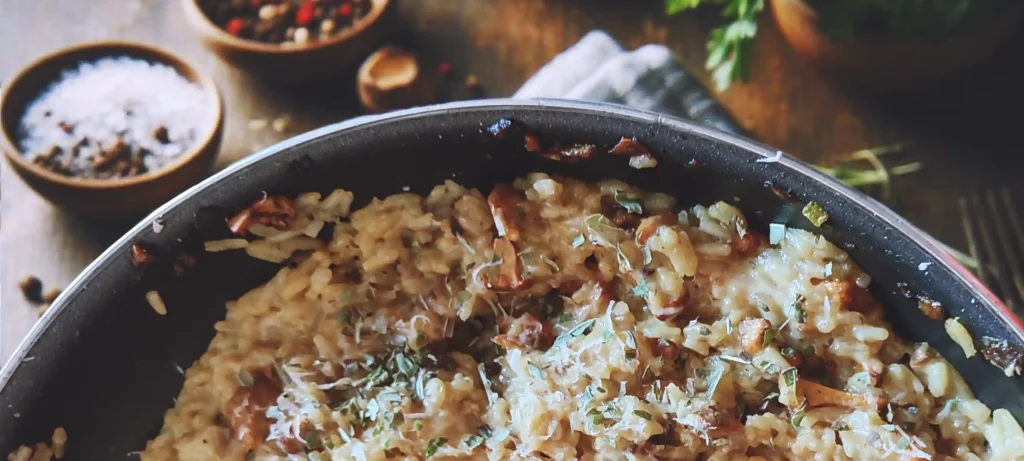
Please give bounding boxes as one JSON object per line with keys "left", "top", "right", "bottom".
{"left": 226, "top": 17, "right": 245, "bottom": 35}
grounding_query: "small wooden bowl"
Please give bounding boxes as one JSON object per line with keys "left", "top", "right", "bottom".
{"left": 181, "top": 0, "right": 394, "bottom": 82}
{"left": 0, "top": 41, "right": 224, "bottom": 218}
{"left": 771, "top": 0, "right": 1024, "bottom": 91}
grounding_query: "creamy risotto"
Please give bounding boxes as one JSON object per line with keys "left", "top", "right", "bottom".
{"left": 141, "top": 174, "right": 1024, "bottom": 461}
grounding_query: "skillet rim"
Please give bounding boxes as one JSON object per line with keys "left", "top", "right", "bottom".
{"left": 2, "top": 97, "right": 1020, "bottom": 390}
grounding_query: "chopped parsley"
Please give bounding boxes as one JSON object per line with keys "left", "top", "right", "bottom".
{"left": 762, "top": 328, "right": 778, "bottom": 348}
{"left": 633, "top": 409, "right": 654, "bottom": 420}
{"left": 782, "top": 367, "right": 799, "bottom": 388}
{"left": 528, "top": 362, "right": 548, "bottom": 379}
{"left": 614, "top": 190, "right": 644, "bottom": 214}
{"left": 554, "top": 318, "right": 596, "bottom": 347}
{"left": 632, "top": 278, "right": 651, "bottom": 298}
{"left": 463, "top": 425, "right": 492, "bottom": 449}
{"left": 584, "top": 214, "right": 620, "bottom": 247}
{"left": 786, "top": 295, "right": 807, "bottom": 324}
{"left": 425, "top": 437, "right": 448, "bottom": 457}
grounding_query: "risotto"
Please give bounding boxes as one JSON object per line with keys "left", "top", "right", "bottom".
{"left": 140, "top": 174, "right": 1024, "bottom": 461}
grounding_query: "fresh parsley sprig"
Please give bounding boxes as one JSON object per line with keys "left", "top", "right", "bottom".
{"left": 666, "top": 0, "right": 765, "bottom": 91}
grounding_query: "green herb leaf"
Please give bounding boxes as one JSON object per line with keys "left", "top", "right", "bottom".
{"left": 665, "top": 0, "right": 702, "bottom": 15}
{"left": 632, "top": 278, "right": 651, "bottom": 299}
{"left": 614, "top": 190, "right": 644, "bottom": 214}
{"left": 464, "top": 425, "right": 492, "bottom": 449}
{"left": 571, "top": 234, "right": 586, "bottom": 248}
{"left": 786, "top": 295, "right": 807, "bottom": 324}
{"left": 763, "top": 328, "right": 778, "bottom": 348}
{"left": 584, "top": 214, "right": 621, "bottom": 248}
{"left": 802, "top": 201, "right": 830, "bottom": 227}
{"left": 782, "top": 367, "right": 799, "bottom": 388}
{"left": 791, "top": 409, "right": 805, "bottom": 427}
{"left": 425, "top": 437, "right": 448, "bottom": 457}
{"left": 633, "top": 410, "right": 654, "bottom": 420}
{"left": 554, "top": 318, "right": 597, "bottom": 347}
{"left": 528, "top": 362, "right": 548, "bottom": 380}
{"left": 414, "top": 421, "right": 423, "bottom": 432}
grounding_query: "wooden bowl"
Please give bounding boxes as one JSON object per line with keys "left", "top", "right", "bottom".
{"left": 771, "top": 0, "right": 1024, "bottom": 90}
{"left": 0, "top": 41, "right": 224, "bottom": 218}
{"left": 181, "top": 0, "right": 394, "bottom": 82}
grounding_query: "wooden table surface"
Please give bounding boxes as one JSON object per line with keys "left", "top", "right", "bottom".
{"left": 2, "top": 0, "right": 1023, "bottom": 362}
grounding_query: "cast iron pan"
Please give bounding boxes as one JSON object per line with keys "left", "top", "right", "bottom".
{"left": 2, "top": 99, "right": 1022, "bottom": 458}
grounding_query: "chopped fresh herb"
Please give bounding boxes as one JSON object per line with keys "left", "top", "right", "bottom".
{"left": 786, "top": 295, "right": 807, "bottom": 324}
{"left": 761, "top": 362, "right": 781, "bottom": 374}
{"left": 802, "top": 201, "right": 829, "bottom": 227}
{"left": 584, "top": 214, "right": 620, "bottom": 247}
{"left": 614, "top": 190, "right": 644, "bottom": 214}
{"left": 699, "top": 326, "right": 712, "bottom": 336}
{"left": 769, "top": 223, "right": 786, "bottom": 245}
{"left": 425, "top": 437, "right": 448, "bottom": 457}
{"left": 557, "top": 312, "right": 574, "bottom": 324}
{"left": 782, "top": 367, "right": 799, "bottom": 388}
{"left": 763, "top": 328, "right": 778, "bottom": 348}
{"left": 528, "top": 362, "right": 548, "bottom": 379}
{"left": 633, "top": 410, "right": 654, "bottom": 420}
{"left": 571, "top": 234, "right": 586, "bottom": 248}
{"left": 791, "top": 404, "right": 806, "bottom": 427}
{"left": 587, "top": 408, "right": 610, "bottom": 425}
{"left": 780, "top": 346, "right": 796, "bottom": 359}
{"left": 554, "top": 318, "right": 597, "bottom": 347}
{"left": 414, "top": 421, "right": 423, "bottom": 432}
{"left": 665, "top": 0, "right": 763, "bottom": 91}
{"left": 632, "top": 278, "right": 651, "bottom": 298}
{"left": 464, "top": 425, "right": 492, "bottom": 449}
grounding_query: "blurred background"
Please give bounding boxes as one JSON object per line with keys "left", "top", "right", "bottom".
{"left": 2, "top": 0, "right": 1023, "bottom": 361}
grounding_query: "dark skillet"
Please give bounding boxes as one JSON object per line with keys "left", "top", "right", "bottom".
{"left": 2, "top": 99, "right": 1022, "bottom": 458}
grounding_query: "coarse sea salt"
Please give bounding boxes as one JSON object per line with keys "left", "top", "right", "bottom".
{"left": 18, "top": 56, "right": 214, "bottom": 179}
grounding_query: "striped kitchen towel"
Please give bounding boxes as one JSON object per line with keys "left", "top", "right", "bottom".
{"left": 514, "top": 30, "right": 743, "bottom": 136}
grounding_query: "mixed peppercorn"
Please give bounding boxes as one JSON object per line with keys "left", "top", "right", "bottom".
{"left": 198, "top": 0, "right": 373, "bottom": 45}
